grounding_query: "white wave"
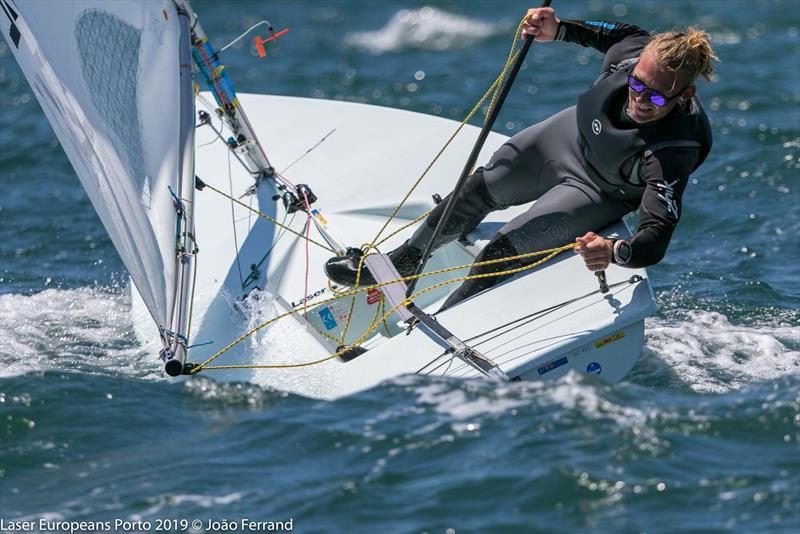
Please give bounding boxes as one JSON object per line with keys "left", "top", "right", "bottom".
{"left": 0, "top": 287, "right": 157, "bottom": 379}
{"left": 413, "top": 373, "right": 646, "bottom": 427}
{"left": 644, "top": 310, "right": 800, "bottom": 393}
{"left": 4, "top": 287, "right": 796, "bottom": 402}
{"left": 413, "top": 380, "right": 528, "bottom": 420}
{"left": 130, "top": 492, "right": 246, "bottom": 520}
{"left": 346, "top": 6, "right": 498, "bottom": 53}
{"left": 406, "top": 308, "right": 800, "bottom": 423}
{"left": 235, "top": 290, "right": 347, "bottom": 400}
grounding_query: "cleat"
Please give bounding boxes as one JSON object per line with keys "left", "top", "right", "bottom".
{"left": 337, "top": 344, "right": 368, "bottom": 362}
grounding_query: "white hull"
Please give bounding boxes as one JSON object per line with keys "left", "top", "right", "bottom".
{"left": 132, "top": 93, "right": 656, "bottom": 399}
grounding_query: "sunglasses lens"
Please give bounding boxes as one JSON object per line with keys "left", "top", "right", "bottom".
{"left": 627, "top": 76, "right": 645, "bottom": 93}
{"left": 650, "top": 93, "right": 666, "bottom": 107}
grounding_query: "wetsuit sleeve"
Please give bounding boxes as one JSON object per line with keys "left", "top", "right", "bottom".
{"left": 556, "top": 19, "right": 649, "bottom": 54}
{"left": 625, "top": 147, "right": 701, "bottom": 268}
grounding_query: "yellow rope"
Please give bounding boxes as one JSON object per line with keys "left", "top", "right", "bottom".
{"left": 200, "top": 18, "right": 528, "bottom": 259}
{"left": 320, "top": 17, "right": 527, "bottom": 343}
{"left": 194, "top": 243, "right": 570, "bottom": 371}
{"left": 190, "top": 242, "right": 574, "bottom": 372}
{"left": 369, "top": 17, "right": 527, "bottom": 250}
{"left": 186, "top": 17, "right": 563, "bottom": 374}
{"left": 484, "top": 20, "right": 526, "bottom": 125}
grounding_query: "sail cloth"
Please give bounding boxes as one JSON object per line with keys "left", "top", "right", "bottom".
{"left": 1, "top": 0, "right": 188, "bottom": 329}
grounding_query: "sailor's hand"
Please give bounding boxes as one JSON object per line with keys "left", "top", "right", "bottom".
{"left": 522, "top": 7, "right": 559, "bottom": 41}
{"left": 574, "top": 232, "right": 613, "bottom": 272}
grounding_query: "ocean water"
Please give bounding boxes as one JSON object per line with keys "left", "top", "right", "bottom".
{"left": 1, "top": 1, "right": 799, "bottom": 532}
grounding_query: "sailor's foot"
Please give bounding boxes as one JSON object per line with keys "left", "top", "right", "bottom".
{"left": 324, "top": 242, "right": 423, "bottom": 287}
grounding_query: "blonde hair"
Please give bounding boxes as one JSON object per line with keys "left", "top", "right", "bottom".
{"left": 644, "top": 27, "right": 719, "bottom": 85}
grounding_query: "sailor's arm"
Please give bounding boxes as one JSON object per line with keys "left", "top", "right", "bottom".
{"left": 624, "top": 147, "right": 699, "bottom": 267}
{"left": 523, "top": 7, "right": 651, "bottom": 73}
{"left": 556, "top": 19, "right": 650, "bottom": 54}
{"left": 575, "top": 147, "right": 700, "bottom": 271}
{"left": 522, "top": 7, "right": 648, "bottom": 50}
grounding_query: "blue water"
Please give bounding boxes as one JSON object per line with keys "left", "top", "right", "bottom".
{"left": 1, "top": 1, "right": 799, "bottom": 532}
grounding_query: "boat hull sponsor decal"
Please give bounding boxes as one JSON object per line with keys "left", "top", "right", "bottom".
{"left": 537, "top": 356, "right": 568, "bottom": 375}
{"left": 594, "top": 331, "right": 625, "bottom": 349}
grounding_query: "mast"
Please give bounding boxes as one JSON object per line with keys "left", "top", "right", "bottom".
{"left": 177, "top": 0, "right": 345, "bottom": 255}
{"left": 161, "top": 0, "right": 198, "bottom": 376}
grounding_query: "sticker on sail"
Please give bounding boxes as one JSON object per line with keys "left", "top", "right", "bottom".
{"left": 586, "top": 362, "right": 602, "bottom": 375}
{"left": 537, "top": 356, "right": 568, "bottom": 376}
{"left": 318, "top": 307, "right": 338, "bottom": 330}
{"left": 594, "top": 331, "right": 625, "bottom": 349}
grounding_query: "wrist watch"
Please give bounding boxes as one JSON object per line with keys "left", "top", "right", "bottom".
{"left": 612, "top": 239, "right": 632, "bottom": 265}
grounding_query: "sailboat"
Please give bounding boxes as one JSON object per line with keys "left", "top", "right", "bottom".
{"left": 2, "top": 0, "right": 656, "bottom": 399}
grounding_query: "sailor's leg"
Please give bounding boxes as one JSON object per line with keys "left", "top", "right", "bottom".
{"left": 439, "top": 177, "right": 633, "bottom": 311}
{"left": 405, "top": 167, "right": 498, "bottom": 252}
{"left": 406, "top": 107, "right": 578, "bottom": 253}
{"left": 325, "top": 108, "right": 578, "bottom": 287}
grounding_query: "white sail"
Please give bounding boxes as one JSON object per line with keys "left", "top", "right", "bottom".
{"left": 0, "top": 0, "right": 189, "bottom": 332}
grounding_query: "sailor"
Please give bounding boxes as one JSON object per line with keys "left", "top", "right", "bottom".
{"left": 326, "top": 6, "right": 718, "bottom": 310}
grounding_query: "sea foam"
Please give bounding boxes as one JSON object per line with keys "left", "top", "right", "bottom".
{"left": 0, "top": 286, "right": 157, "bottom": 379}
{"left": 2, "top": 287, "right": 797, "bottom": 399}
{"left": 346, "top": 7, "right": 498, "bottom": 54}
{"left": 644, "top": 310, "right": 799, "bottom": 393}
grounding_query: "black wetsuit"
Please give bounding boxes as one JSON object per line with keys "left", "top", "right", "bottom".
{"left": 404, "top": 18, "right": 712, "bottom": 309}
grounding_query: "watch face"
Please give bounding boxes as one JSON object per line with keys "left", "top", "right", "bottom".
{"left": 618, "top": 242, "right": 632, "bottom": 263}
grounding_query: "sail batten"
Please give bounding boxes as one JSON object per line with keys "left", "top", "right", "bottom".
{"left": 1, "top": 0, "right": 189, "bottom": 333}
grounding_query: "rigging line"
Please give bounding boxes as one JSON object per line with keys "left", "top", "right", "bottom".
{"left": 203, "top": 182, "right": 336, "bottom": 253}
{"left": 242, "top": 211, "right": 294, "bottom": 289}
{"left": 191, "top": 238, "right": 575, "bottom": 372}
{"left": 302, "top": 190, "right": 312, "bottom": 320}
{"left": 186, "top": 243, "right": 199, "bottom": 348}
{"left": 192, "top": 242, "right": 571, "bottom": 372}
{"left": 464, "top": 277, "right": 643, "bottom": 348}
{"left": 273, "top": 169, "right": 296, "bottom": 190}
{"left": 368, "top": 67, "right": 507, "bottom": 248}
{"left": 279, "top": 128, "right": 337, "bottom": 175}
{"left": 198, "top": 273, "right": 404, "bottom": 372}
{"left": 424, "top": 353, "right": 458, "bottom": 377}
{"left": 405, "top": 11, "right": 542, "bottom": 298}
{"left": 380, "top": 297, "right": 393, "bottom": 337}
{"left": 195, "top": 106, "right": 295, "bottom": 194}
{"left": 418, "top": 278, "right": 643, "bottom": 376}
{"left": 195, "top": 93, "right": 225, "bottom": 147}
{"left": 432, "top": 282, "right": 643, "bottom": 377}
{"left": 219, "top": 20, "right": 273, "bottom": 53}
{"left": 416, "top": 352, "right": 454, "bottom": 375}
{"left": 227, "top": 150, "right": 246, "bottom": 291}
{"left": 200, "top": 114, "right": 262, "bottom": 178}
{"left": 247, "top": 195, "right": 254, "bottom": 229}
